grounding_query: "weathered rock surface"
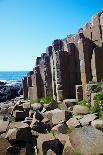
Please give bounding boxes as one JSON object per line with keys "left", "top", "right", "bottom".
{"left": 5, "top": 123, "right": 31, "bottom": 142}
{"left": 0, "top": 120, "right": 9, "bottom": 133}
{"left": 52, "top": 123, "right": 67, "bottom": 134}
{"left": 91, "top": 119, "right": 103, "bottom": 130}
{"left": 62, "top": 137, "right": 74, "bottom": 155}
{"left": 13, "top": 110, "right": 26, "bottom": 121}
{"left": 66, "top": 118, "right": 80, "bottom": 129}
{"left": 69, "top": 126, "right": 103, "bottom": 155}
{"left": 0, "top": 83, "right": 23, "bottom": 102}
{"left": 37, "top": 133, "right": 64, "bottom": 155}
{"left": 0, "top": 137, "right": 11, "bottom": 155}
{"left": 55, "top": 133, "right": 68, "bottom": 146}
{"left": 52, "top": 110, "right": 72, "bottom": 125}
{"left": 44, "top": 109, "right": 61, "bottom": 120}
{"left": 79, "top": 114, "right": 97, "bottom": 126}
{"left": 73, "top": 105, "right": 89, "bottom": 115}
{"left": 31, "top": 103, "right": 43, "bottom": 111}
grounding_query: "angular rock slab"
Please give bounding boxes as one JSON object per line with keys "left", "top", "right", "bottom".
{"left": 91, "top": 119, "right": 103, "bottom": 130}
{"left": 13, "top": 110, "right": 26, "bottom": 121}
{"left": 66, "top": 118, "right": 80, "bottom": 129}
{"left": 79, "top": 114, "right": 97, "bottom": 126}
{"left": 0, "top": 120, "right": 9, "bottom": 133}
{"left": 55, "top": 133, "right": 68, "bottom": 146}
{"left": 31, "top": 103, "right": 43, "bottom": 111}
{"left": 52, "top": 110, "right": 72, "bottom": 125}
{"left": 73, "top": 105, "right": 89, "bottom": 115}
{"left": 0, "top": 137, "right": 11, "bottom": 155}
{"left": 37, "top": 133, "right": 63, "bottom": 155}
{"left": 62, "top": 137, "right": 74, "bottom": 155}
{"left": 5, "top": 123, "right": 31, "bottom": 142}
{"left": 52, "top": 123, "right": 67, "bottom": 134}
{"left": 70, "top": 126, "right": 103, "bottom": 155}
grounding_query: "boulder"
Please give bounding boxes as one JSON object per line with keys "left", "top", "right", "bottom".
{"left": 23, "top": 102, "right": 30, "bottom": 109}
{"left": 62, "top": 137, "right": 74, "bottom": 155}
{"left": 55, "top": 133, "right": 68, "bottom": 146}
{"left": 31, "top": 103, "right": 43, "bottom": 111}
{"left": 29, "top": 109, "right": 35, "bottom": 118}
{"left": 0, "top": 137, "right": 11, "bottom": 155}
{"left": 52, "top": 124, "right": 67, "bottom": 134}
{"left": 52, "top": 110, "right": 72, "bottom": 125}
{"left": 79, "top": 114, "right": 97, "bottom": 126}
{"left": 0, "top": 120, "right": 9, "bottom": 133}
{"left": 9, "top": 121, "right": 29, "bottom": 129}
{"left": 45, "top": 99, "right": 58, "bottom": 111}
{"left": 5, "top": 123, "right": 32, "bottom": 142}
{"left": 13, "top": 104, "right": 24, "bottom": 111}
{"left": 91, "top": 119, "right": 103, "bottom": 130}
{"left": 69, "top": 126, "right": 103, "bottom": 155}
{"left": 13, "top": 110, "right": 26, "bottom": 121}
{"left": 7, "top": 146, "right": 19, "bottom": 155}
{"left": 63, "top": 99, "right": 77, "bottom": 108}
{"left": 73, "top": 105, "right": 89, "bottom": 115}
{"left": 37, "top": 133, "right": 64, "bottom": 155}
{"left": 44, "top": 109, "right": 61, "bottom": 121}
{"left": 66, "top": 118, "right": 80, "bottom": 129}
{"left": 33, "top": 111, "right": 44, "bottom": 121}
{"left": 30, "top": 119, "right": 52, "bottom": 133}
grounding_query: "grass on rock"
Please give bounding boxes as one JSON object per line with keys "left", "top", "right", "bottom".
{"left": 78, "top": 100, "right": 87, "bottom": 106}
{"left": 31, "top": 96, "right": 52, "bottom": 104}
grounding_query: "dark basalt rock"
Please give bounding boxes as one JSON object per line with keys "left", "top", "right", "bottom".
{"left": 0, "top": 83, "right": 23, "bottom": 102}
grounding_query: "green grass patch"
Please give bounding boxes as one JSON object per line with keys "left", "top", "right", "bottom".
{"left": 31, "top": 96, "right": 52, "bottom": 104}
{"left": 73, "top": 153, "right": 81, "bottom": 155}
{"left": 50, "top": 130, "right": 57, "bottom": 136}
{"left": 40, "top": 96, "right": 52, "bottom": 104}
{"left": 90, "top": 100, "right": 100, "bottom": 113}
{"left": 94, "top": 93, "right": 103, "bottom": 101}
{"left": 99, "top": 111, "right": 103, "bottom": 118}
{"left": 66, "top": 128, "right": 72, "bottom": 135}
{"left": 30, "top": 98, "right": 41, "bottom": 104}
{"left": 79, "top": 100, "right": 87, "bottom": 106}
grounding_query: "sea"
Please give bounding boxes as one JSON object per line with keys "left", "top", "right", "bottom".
{"left": 0, "top": 71, "right": 28, "bottom": 85}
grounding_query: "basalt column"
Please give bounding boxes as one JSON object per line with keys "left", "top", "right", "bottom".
{"left": 34, "top": 65, "right": 44, "bottom": 98}
{"left": 77, "top": 31, "right": 93, "bottom": 98}
{"left": 100, "top": 13, "right": 103, "bottom": 44}
{"left": 23, "top": 77, "right": 28, "bottom": 100}
{"left": 39, "top": 53, "right": 52, "bottom": 97}
{"left": 52, "top": 40, "right": 70, "bottom": 101}
{"left": 91, "top": 47, "right": 103, "bottom": 82}
{"left": 67, "top": 43, "right": 81, "bottom": 98}
{"left": 44, "top": 54, "right": 52, "bottom": 97}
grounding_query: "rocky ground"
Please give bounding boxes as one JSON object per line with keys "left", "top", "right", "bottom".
{"left": 0, "top": 81, "right": 23, "bottom": 102}
{"left": 0, "top": 97, "right": 103, "bottom": 155}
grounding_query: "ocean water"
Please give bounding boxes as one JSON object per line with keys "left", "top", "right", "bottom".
{"left": 0, "top": 71, "right": 28, "bottom": 85}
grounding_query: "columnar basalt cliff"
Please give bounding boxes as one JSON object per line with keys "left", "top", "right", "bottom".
{"left": 23, "top": 12, "right": 103, "bottom": 101}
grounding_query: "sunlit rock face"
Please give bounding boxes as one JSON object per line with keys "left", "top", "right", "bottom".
{"left": 23, "top": 12, "right": 103, "bottom": 101}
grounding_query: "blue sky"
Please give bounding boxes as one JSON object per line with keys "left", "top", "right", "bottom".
{"left": 0, "top": 0, "right": 102, "bottom": 71}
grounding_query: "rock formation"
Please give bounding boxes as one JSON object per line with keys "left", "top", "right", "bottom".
{"left": 23, "top": 11, "right": 103, "bottom": 101}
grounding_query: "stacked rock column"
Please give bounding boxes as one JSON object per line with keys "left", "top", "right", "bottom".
{"left": 52, "top": 40, "right": 64, "bottom": 101}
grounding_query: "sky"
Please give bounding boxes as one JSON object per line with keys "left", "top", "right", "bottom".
{"left": 0, "top": 0, "right": 102, "bottom": 71}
